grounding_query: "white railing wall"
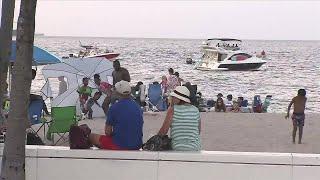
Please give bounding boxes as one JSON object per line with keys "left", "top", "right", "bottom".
{"left": 0, "top": 145, "right": 320, "bottom": 180}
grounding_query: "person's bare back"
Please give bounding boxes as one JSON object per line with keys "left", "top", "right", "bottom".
{"left": 292, "top": 96, "right": 307, "bottom": 114}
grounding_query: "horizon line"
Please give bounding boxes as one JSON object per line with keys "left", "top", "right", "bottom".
{"left": 38, "top": 35, "right": 320, "bottom": 41}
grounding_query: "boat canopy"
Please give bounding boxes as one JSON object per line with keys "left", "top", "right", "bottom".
{"left": 207, "top": 38, "right": 242, "bottom": 42}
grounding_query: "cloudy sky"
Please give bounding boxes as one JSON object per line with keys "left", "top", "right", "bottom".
{"left": 1, "top": 1, "right": 320, "bottom": 40}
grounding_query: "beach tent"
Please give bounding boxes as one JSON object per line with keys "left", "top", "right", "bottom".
{"left": 41, "top": 57, "right": 114, "bottom": 117}
{"left": 10, "top": 41, "right": 61, "bottom": 65}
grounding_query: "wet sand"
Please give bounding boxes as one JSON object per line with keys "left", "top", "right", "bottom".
{"left": 36, "top": 112, "right": 320, "bottom": 154}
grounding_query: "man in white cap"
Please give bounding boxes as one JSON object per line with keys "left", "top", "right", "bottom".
{"left": 88, "top": 80, "right": 143, "bottom": 150}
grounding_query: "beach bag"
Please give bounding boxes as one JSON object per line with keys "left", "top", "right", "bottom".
{"left": 69, "top": 124, "right": 92, "bottom": 149}
{"left": 27, "top": 132, "right": 45, "bottom": 145}
{"left": 142, "top": 135, "right": 172, "bottom": 151}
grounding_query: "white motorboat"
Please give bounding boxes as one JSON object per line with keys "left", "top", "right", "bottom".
{"left": 62, "top": 42, "right": 120, "bottom": 60}
{"left": 195, "top": 38, "right": 267, "bottom": 71}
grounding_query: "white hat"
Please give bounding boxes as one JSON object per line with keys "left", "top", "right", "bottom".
{"left": 115, "top": 80, "right": 131, "bottom": 95}
{"left": 170, "top": 86, "right": 191, "bottom": 103}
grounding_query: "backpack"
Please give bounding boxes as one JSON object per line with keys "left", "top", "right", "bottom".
{"left": 27, "top": 132, "right": 45, "bottom": 145}
{"left": 142, "top": 135, "right": 172, "bottom": 151}
{"left": 69, "top": 124, "right": 92, "bottom": 149}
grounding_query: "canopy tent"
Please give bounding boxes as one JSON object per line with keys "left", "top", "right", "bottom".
{"left": 41, "top": 57, "right": 114, "bottom": 118}
{"left": 10, "top": 41, "right": 61, "bottom": 65}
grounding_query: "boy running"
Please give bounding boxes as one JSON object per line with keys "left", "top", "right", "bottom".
{"left": 285, "top": 89, "right": 307, "bottom": 144}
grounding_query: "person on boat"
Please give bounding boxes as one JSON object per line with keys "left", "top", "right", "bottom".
{"left": 261, "top": 50, "right": 266, "bottom": 56}
{"left": 215, "top": 97, "right": 226, "bottom": 112}
{"left": 77, "top": 77, "right": 93, "bottom": 111}
{"left": 285, "top": 89, "right": 307, "bottom": 144}
{"left": 83, "top": 91, "right": 102, "bottom": 119}
{"left": 58, "top": 76, "right": 67, "bottom": 96}
{"left": 88, "top": 80, "right": 143, "bottom": 150}
{"left": 158, "top": 86, "right": 201, "bottom": 151}
{"left": 102, "top": 60, "right": 131, "bottom": 115}
{"left": 30, "top": 69, "right": 50, "bottom": 115}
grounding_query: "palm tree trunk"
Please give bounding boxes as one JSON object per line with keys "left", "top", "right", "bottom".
{"left": 0, "top": 1, "right": 37, "bottom": 180}
{"left": 0, "top": 0, "right": 15, "bottom": 124}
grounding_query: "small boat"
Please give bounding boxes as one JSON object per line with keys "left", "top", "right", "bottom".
{"left": 195, "top": 38, "right": 267, "bottom": 71}
{"left": 62, "top": 42, "right": 120, "bottom": 60}
{"left": 186, "top": 57, "right": 196, "bottom": 64}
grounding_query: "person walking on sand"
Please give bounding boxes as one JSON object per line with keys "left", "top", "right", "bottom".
{"left": 285, "top": 89, "right": 307, "bottom": 144}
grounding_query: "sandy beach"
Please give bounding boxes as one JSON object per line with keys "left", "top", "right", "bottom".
{"left": 34, "top": 112, "right": 320, "bottom": 154}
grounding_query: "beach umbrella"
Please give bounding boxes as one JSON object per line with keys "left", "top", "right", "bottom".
{"left": 41, "top": 57, "right": 114, "bottom": 117}
{"left": 10, "top": 41, "right": 61, "bottom": 65}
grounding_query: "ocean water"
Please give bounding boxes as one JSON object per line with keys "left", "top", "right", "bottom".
{"left": 32, "top": 36, "right": 320, "bottom": 113}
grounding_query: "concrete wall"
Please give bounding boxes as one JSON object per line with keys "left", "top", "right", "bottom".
{"left": 1, "top": 145, "right": 320, "bottom": 180}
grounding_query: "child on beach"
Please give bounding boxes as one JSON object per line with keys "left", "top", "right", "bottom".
{"left": 160, "top": 75, "right": 168, "bottom": 96}
{"left": 285, "top": 89, "right": 307, "bottom": 144}
{"left": 77, "top": 77, "right": 93, "bottom": 110}
{"left": 83, "top": 91, "right": 102, "bottom": 119}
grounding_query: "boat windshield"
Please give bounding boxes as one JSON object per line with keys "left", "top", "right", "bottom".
{"left": 228, "top": 53, "right": 252, "bottom": 61}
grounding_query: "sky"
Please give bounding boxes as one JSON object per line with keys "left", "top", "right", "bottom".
{"left": 1, "top": 0, "right": 320, "bottom": 40}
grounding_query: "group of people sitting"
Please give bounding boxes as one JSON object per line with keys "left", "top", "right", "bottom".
{"left": 77, "top": 80, "right": 201, "bottom": 151}
{"left": 71, "top": 63, "right": 201, "bottom": 151}
{"left": 214, "top": 93, "right": 272, "bottom": 113}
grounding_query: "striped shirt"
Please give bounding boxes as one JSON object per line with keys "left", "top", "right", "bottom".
{"left": 170, "top": 105, "right": 201, "bottom": 151}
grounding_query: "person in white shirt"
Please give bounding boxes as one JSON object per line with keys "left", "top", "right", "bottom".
{"left": 225, "top": 94, "right": 233, "bottom": 111}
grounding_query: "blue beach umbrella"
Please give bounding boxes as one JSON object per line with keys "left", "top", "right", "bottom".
{"left": 10, "top": 41, "right": 61, "bottom": 65}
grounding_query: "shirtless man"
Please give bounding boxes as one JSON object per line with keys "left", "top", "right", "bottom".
{"left": 102, "top": 60, "right": 130, "bottom": 115}
{"left": 285, "top": 89, "right": 307, "bottom": 144}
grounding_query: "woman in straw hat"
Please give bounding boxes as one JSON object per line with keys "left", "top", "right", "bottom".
{"left": 158, "top": 86, "right": 201, "bottom": 151}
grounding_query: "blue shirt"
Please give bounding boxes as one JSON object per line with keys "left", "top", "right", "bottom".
{"left": 106, "top": 99, "right": 143, "bottom": 149}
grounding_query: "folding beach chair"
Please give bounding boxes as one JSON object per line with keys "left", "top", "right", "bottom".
{"left": 28, "top": 99, "right": 49, "bottom": 136}
{"left": 146, "top": 83, "right": 167, "bottom": 112}
{"left": 46, "top": 106, "right": 78, "bottom": 145}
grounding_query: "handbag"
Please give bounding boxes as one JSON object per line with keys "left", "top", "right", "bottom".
{"left": 69, "top": 124, "right": 92, "bottom": 149}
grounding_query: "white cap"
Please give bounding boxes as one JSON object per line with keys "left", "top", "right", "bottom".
{"left": 115, "top": 80, "right": 131, "bottom": 95}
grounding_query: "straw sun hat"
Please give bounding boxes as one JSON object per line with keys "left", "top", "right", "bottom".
{"left": 170, "top": 86, "right": 191, "bottom": 103}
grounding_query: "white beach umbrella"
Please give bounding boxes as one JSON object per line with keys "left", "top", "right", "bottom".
{"left": 41, "top": 57, "right": 114, "bottom": 117}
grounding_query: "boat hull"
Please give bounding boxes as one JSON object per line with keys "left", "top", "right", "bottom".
{"left": 218, "top": 62, "right": 266, "bottom": 70}
{"left": 88, "top": 53, "right": 120, "bottom": 60}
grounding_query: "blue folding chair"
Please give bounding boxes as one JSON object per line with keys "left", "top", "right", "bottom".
{"left": 147, "top": 83, "right": 167, "bottom": 111}
{"left": 28, "top": 99, "right": 48, "bottom": 135}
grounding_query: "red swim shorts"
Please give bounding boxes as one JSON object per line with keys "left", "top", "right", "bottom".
{"left": 99, "top": 135, "right": 123, "bottom": 150}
